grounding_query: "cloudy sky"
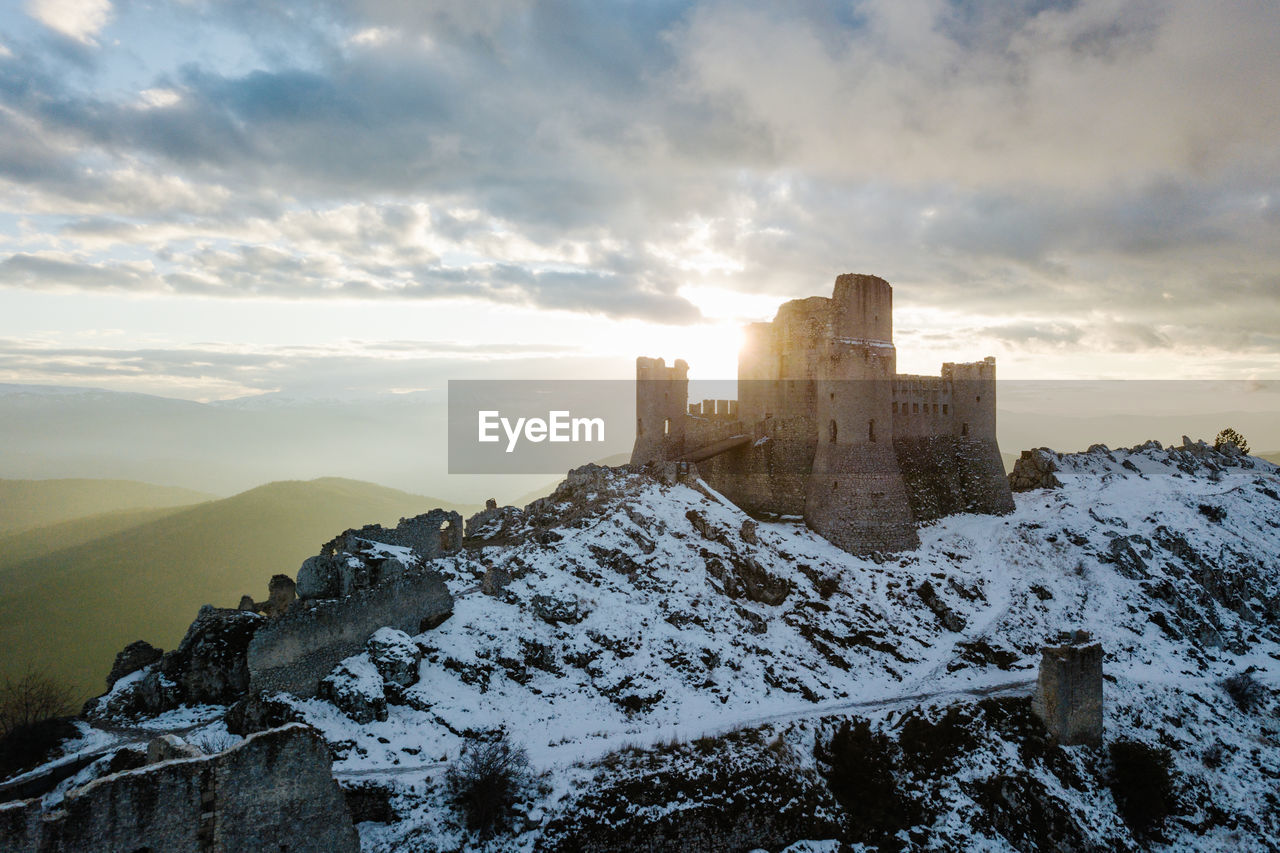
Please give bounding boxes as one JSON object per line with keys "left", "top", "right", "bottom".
{"left": 1, "top": 0, "right": 1278, "bottom": 400}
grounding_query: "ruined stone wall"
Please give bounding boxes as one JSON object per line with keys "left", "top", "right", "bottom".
{"left": 321, "top": 508, "right": 463, "bottom": 560}
{"left": 247, "top": 567, "right": 452, "bottom": 698}
{"left": 1032, "top": 639, "right": 1104, "bottom": 747}
{"left": 3, "top": 724, "right": 358, "bottom": 853}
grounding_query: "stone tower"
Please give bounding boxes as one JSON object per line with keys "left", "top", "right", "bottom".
{"left": 632, "top": 357, "right": 689, "bottom": 466}
{"left": 805, "top": 275, "right": 919, "bottom": 552}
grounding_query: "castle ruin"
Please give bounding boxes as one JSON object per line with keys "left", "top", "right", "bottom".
{"left": 631, "top": 273, "right": 1014, "bottom": 553}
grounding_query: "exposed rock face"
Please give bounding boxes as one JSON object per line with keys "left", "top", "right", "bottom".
{"left": 2, "top": 725, "right": 359, "bottom": 853}
{"left": 1008, "top": 448, "right": 1062, "bottom": 492}
{"left": 705, "top": 552, "right": 791, "bottom": 606}
{"left": 916, "top": 580, "right": 967, "bottom": 632}
{"left": 481, "top": 565, "right": 513, "bottom": 596}
{"left": 160, "top": 606, "right": 262, "bottom": 705}
{"left": 224, "top": 692, "right": 305, "bottom": 736}
{"left": 531, "top": 593, "right": 586, "bottom": 625}
{"left": 105, "top": 640, "right": 162, "bottom": 689}
{"left": 465, "top": 501, "right": 524, "bottom": 542}
{"left": 91, "top": 607, "right": 262, "bottom": 718}
{"left": 321, "top": 508, "right": 464, "bottom": 561}
{"left": 296, "top": 552, "right": 409, "bottom": 602}
{"left": 1032, "top": 633, "right": 1103, "bottom": 748}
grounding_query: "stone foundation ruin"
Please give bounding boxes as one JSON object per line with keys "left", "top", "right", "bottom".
{"left": 1032, "top": 631, "right": 1104, "bottom": 748}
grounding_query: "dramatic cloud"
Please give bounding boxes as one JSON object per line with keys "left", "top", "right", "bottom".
{"left": 0, "top": 0, "right": 1277, "bottom": 386}
{"left": 24, "top": 0, "right": 112, "bottom": 45}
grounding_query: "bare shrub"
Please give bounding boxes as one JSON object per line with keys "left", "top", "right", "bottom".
{"left": 0, "top": 669, "right": 78, "bottom": 777}
{"left": 1222, "top": 670, "right": 1267, "bottom": 713}
{"left": 0, "top": 670, "right": 75, "bottom": 738}
{"left": 446, "top": 729, "right": 532, "bottom": 837}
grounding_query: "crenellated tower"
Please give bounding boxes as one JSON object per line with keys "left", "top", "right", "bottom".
{"left": 631, "top": 357, "right": 689, "bottom": 466}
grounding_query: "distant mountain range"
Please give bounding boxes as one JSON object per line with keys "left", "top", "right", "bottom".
{"left": 0, "top": 476, "right": 476, "bottom": 699}
{"left": 0, "top": 478, "right": 214, "bottom": 536}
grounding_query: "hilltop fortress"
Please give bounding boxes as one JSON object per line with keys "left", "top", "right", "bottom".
{"left": 631, "top": 273, "right": 1014, "bottom": 553}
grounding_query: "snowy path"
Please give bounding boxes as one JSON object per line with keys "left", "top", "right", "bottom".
{"left": 332, "top": 674, "right": 1035, "bottom": 780}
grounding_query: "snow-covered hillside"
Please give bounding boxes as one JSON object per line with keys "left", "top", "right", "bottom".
{"left": 28, "top": 443, "right": 1280, "bottom": 850}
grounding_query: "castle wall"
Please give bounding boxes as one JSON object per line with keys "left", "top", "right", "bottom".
{"left": 247, "top": 567, "right": 452, "bottom": 698}
{"left": 5, "top": 725, "right": 359, "bottom": 853}
{"left": 698, "top": 417, "right": 816, "bottom": 517}
{"left": 891, "top": 375, "right": 955, "bottom": 438}
{"left": 894, "top": 435, "right": 1016, "bottom": 521}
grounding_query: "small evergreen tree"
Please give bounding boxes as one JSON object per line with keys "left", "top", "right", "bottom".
{"left": 1214, "top": 427, "right": 1249, "bottom": 455}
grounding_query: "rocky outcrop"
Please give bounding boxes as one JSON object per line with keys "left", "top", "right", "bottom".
{"left": 1, "top": 724, "right": 360, "bottom": 853}
{"left": 105, "top": 640, "right": 162, "bottom": 690}
{"left": 465, "top": 498, "right": 525, "bottom": 542}
{"left": 916, "top": 580, "right": 967, "bottom": 632}
{"left": 1008, "top": 448, "right": 1062, "bottom": 492}
{"left": 91, "top": 607, "right": 263, "bottom": 718}
{"left": 296, "top": 553, "right": 407, "bottom": 600}
{"left": 367, "top": 627, "right": 422, "bottom": 688}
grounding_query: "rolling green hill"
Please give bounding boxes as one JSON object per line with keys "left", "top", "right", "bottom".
{"left": 0, "top": 478, "right": 215, "bottom": 536}
{"left": 0, "top": 477, "right": 476, "bottom": 700}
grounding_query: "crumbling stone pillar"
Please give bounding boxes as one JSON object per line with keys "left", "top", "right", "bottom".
{"left": 1032, "top": 631, "right": 1103, "bottom": 747}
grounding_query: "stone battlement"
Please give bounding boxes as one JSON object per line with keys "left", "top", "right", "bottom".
{"left": 631, "top": 274, "right": 1013, "bottom": 554}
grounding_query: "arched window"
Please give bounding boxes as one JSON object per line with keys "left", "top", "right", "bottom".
{"left": 828, "top": 419, "right": 838, "bottom": 443}
{"left": 868, "top": 419, "right": 876, "bottom": 442}
{"left": 962, "top": 422, "right": 969, "bottom": 436}
{"left": 664, "top": 418, "right": 671, "bottom": 435}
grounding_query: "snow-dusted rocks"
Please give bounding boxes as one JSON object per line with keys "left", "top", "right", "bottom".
{"left": 1008, "top": 448, "right": 1062, "bottom": 492}
{"left": 367, "top": 628, "right": 422, "bottom": 689}
{"left": 320, "top": 656, "right": 388, "bottom": 725}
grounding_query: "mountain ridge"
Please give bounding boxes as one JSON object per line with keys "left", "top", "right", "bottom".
{"left": 0, "top": 477, "right": 479, "bottom": 697}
